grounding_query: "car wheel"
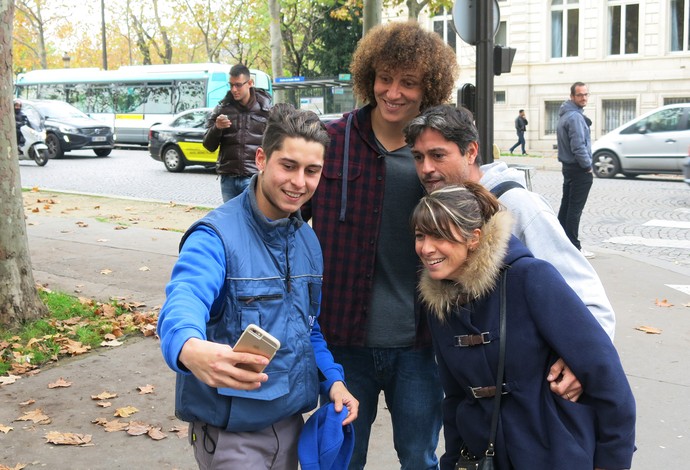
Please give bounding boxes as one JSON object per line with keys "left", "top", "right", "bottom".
{"left": 162, "top": 146, "right": 186, "bottom": 172}
{"left": 94, "top": 148, "right": 112, "bottom": 157}
{"left": 45, "top": 133, "right": 64, "bottom": 159}
{"left": 592, "top": 151, "right": 620, "bottom": 178}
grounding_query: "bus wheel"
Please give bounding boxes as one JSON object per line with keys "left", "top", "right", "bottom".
{"left": 163, "top": 147, "right": 186, "bottom": 172}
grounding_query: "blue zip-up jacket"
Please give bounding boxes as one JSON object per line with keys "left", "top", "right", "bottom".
{"left": 557, "top": 100, "right": 592, "bottom": 169}
{"left": 157, "top": 177, "right": 345, "bottom": 432}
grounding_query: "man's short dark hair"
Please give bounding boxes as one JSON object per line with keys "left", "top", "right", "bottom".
{"left": 519, "top": 109, "right": 524, "bottom": 113}
{"left": 570, "top": 81, "right": 586, "bottom": 95}
{"left": 404, "top": 105, "right": 481, "bottom": 165}
{"left": 230, "top": 64, "right": 251, "bottom": 79}
{"left": 261, "top": 104, "right": 330, "bottom": 159}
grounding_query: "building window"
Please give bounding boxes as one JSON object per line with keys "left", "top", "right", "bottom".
{"left": 601, "top": 99, "right": 636, "bottom": 134}
{"left": 494, "top": 91, "right": 506, "bottom": 103}
{"left": 671, "top": 0, "right": 690, "bottom": 51}
{"left": 609, "top": 2, "right": 639, "bottom": 54}
{"left": 664, "top": 96, "right": 690, "bottom": 104}
{"left": 432, "top": 7, "right": 457, "bottom": 52}
{"left": 545, "top": 101, "right": 562, "bottom": 135}
{"left": 551, "top": 0, "right": 579, "bottom": 58}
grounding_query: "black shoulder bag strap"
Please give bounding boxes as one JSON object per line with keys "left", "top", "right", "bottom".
{"left": 484, "top": 269, "right": 508, "bottom": 463}
{"left": 490, "top": 181, "right": 524, "bottom": 199}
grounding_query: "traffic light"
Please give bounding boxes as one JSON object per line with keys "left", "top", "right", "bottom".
{"left": 493, "top": 46, "right": 517, "bottom": 75}
{"left": 458, "top": 83, "right": 476, "bottom": 115}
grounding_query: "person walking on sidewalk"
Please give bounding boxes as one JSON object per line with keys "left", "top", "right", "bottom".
{"left": 302, "top": 21, "right": 458, "bottom": 470}
{"left": 158, "top": 104, "right": 358, "bottom": 470}
{"left": 411, "top": 183, "right": 636, "bottom": 470}
{"left": 557, "top": 82, "right": 596, "bottom": 259}
{"left": 509, "top": 109, "right": 528, "bottom": 155}
{"left": 404, "top": 104, "right": 616, "bottom": 401}
{"left": 203, "top": 64, "right": 272, "bottom": 202}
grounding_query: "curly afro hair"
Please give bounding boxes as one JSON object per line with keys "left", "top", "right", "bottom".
{"left": 350, "top": 21, "right": 459, "bottom": 111}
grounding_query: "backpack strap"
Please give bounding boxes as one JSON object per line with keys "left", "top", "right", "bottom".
{"left": 490, "top": 180, "right": 525, "bottom": 198}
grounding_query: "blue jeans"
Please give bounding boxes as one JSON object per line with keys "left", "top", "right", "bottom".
{"left": 329, "top": 346, "right": 443, "bottom": 470}
{"left": 220, "top": 175, "right": 251, "bottom": 202}
{"left": 509, "top": 131, "right": 526, "bottom": 154}
{"left": 558, "top": 163, "right": 593, "bottom": 250}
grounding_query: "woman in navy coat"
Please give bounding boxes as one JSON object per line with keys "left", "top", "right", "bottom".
{"left": 412, "top": 183, "right": 635, "bottom": 470}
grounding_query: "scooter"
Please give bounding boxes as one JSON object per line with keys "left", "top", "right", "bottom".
{"left": 18, "top": 125, "right": 49, "bottom": 166}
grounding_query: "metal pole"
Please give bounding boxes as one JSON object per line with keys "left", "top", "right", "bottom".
{"left": 101, "top": 0, "right": 108, "bottom": 70}
{"left": 476, "top": 1, "right": 494, "bottom": 163}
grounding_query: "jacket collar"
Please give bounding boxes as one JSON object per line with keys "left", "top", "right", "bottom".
{"left": 418, "top": 211, "right": 513, "bottom": 321}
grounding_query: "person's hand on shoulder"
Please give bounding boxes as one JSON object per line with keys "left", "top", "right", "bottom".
{"left": 328, "top": 381, "right": 359, "bottom": 426}
{"left": 179, "top": 337, "right": 269, "bottom": 390}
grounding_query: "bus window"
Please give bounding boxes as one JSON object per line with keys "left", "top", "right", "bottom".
{"left": 176, "top": 80, "right": 206, "bottom": 112}
{"left": 113, "top": 84, "right": 146, "bottom": 114}
{"left": 144, "top": 83, "right": 174, "bottom": 114}
{"left": 87, "top": 85, "right": 114, "bottom": 113}
{"left": 40, "top": 83, "right": 66, "bottom": 101}
{"left": 65, "top": 84, "right": 89, "bottom": 112}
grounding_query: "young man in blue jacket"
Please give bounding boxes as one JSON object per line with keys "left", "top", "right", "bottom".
{"left": 158, "top": 104, "right": 358, "bottom": 469}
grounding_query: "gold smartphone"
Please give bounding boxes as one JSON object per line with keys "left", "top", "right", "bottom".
{"left": 233, "top": 324, "right": 281, "bottom": 373}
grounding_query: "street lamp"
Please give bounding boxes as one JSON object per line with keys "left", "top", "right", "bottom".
{"left": 62, "top": 52, "right": 71, "bottom": 68}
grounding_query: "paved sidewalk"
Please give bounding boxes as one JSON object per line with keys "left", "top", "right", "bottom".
{"left": 2, "top": 175, "right": 689, "bottom": 468}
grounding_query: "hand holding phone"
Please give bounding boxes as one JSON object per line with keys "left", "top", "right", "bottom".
{"left": 233, "top": 324, "right": 280, "bottom": 373}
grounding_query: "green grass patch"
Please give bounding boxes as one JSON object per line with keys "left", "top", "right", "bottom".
{"left": 0, "top": 289, "right": 157, "bottom": 377}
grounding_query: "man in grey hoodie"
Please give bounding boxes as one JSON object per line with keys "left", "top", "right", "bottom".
{"left": 404, "top": 104, "right": 615, "bottom": 401}
{"left": 556, "top": 82, "right": 595, "bottom": 258}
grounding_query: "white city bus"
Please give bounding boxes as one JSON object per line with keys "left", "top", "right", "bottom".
{"left": 14, "top": 63, "right": 272, "bottom": 145}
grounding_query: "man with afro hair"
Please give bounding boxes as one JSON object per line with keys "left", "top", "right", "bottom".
{"left": 303, "top": 21, "right": 459, "bottom": 469}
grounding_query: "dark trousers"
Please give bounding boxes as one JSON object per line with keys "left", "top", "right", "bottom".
{"left": 557, "top": 163, "right": 593, "bottom": 250}
{"left": 509, "top": 131, "right": 526, "bottom": 154}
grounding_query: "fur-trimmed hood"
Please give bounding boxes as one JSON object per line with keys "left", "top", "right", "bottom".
{"left": 418, "top": 210, "right": 514, "bottom": 321}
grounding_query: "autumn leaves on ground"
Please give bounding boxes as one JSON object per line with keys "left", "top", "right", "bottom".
{"left": 0, "top": 190, "right": 210, "bottom": 470}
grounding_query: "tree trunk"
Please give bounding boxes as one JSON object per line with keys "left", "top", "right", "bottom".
{"left": 362, "top": 0, "right": 381, "bottom": 37}
{"left": 268, "top": 0, "right": 284, "bottom": 103}
{"left": 0, "top": 0, "right": 48, "bottom": 328}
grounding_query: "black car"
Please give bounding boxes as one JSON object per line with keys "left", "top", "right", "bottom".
{"left": 21, "top": 99, "right": 114, "bottom": 159}
{"left": 148, "top": 108, "right": 216, "bottom": 172}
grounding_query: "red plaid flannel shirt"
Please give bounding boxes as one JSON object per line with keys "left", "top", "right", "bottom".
{"left": 303, "top": 106, "right": 432, "bottom": 348}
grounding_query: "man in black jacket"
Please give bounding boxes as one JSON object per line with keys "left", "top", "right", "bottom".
{"left": 509, "top": 109, "right": 528, "bottom": 155}
{"left": 203, "top": 64, "right": 272, "bottom": 202}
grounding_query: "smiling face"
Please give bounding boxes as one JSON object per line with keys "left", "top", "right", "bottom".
{"left": 255, "top": 137, "right": 325, "bottom": 220}
{"left": 372, "top": 68, "right": 424, "bottom": 127}
{"left": 415, "top": 226, "right": 480, "bottom": 281}
{"left": 412, "top": 128, "right": 479, "bottom": 193}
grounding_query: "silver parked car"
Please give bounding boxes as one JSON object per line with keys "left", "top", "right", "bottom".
{"left": 592, "top": 104, "right": 690, "bottom": 178}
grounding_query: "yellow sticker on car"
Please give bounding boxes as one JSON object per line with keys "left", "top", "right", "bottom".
{"left": 178, "top": 142, "right": 218, "bottom": 163}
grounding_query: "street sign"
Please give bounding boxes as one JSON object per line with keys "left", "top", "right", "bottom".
{"left": 275, "top": 76, "right": 305, "bottom": 83}
{"left": 451, "top": 0, "right": 500, "bottom": 46}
